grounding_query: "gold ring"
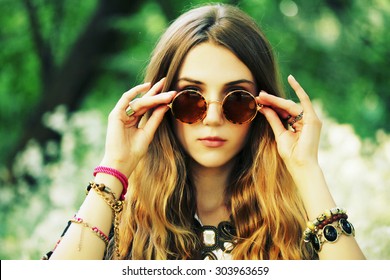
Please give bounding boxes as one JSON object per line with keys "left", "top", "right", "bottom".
{"left": 125, "top": 99, "right": 138, "bottom": 117}
{"left": 125, "top": 106, "right": 135, "bottom": 116}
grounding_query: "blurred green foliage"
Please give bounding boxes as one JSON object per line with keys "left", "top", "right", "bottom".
{"left": 0, "top": 0, "right": 389, "bottom": 259}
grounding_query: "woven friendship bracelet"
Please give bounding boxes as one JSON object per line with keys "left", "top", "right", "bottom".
{"left": 70, "top": 216, "right": 109, "bottom": 247}
{"left": 93, "top": 166, "right": 128, "bottom": 200}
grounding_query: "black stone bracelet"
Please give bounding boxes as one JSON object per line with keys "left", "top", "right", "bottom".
{"left": 306, "top": 218, "right": 355, "bottom": 253}
{"left": 302, "top": 207, "right": 356, "bottom": 253}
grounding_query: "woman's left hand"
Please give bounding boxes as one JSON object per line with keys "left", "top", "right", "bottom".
{"left": 257, "top": 75, "right": 322, "bottom": 171}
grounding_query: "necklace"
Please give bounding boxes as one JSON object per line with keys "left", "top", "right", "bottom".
{"left": 194, "top": 217, "right": 236, "bottom": 260}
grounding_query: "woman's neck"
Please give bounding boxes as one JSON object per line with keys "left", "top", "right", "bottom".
{"left": 191, "top": 161, "right": 234, "bottom": 226}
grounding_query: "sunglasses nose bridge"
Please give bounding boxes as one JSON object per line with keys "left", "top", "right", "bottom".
{"left": 202, "top": 99, "right": 225, "bottom": 125}
{"left": 208, "top": 100, "right": 222, "bottom": 106}
{"left": 207, "top": 100, "right": 224, "bottom": 114}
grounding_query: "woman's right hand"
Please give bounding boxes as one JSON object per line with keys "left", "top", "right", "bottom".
{"left": 99, "top": 77, "right": 176, "bottom": 177}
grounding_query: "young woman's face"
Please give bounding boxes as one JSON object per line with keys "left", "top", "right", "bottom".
{"left": 173, "top": 42, "right": 256, "bottom": 169}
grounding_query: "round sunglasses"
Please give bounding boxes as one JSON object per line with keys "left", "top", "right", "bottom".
{"left": 169, "top": 89, "right": 260, "bottom": 124}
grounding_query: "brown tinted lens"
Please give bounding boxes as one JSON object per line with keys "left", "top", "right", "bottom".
{"left": 171, "top": 90, "right": 207, "bottom": 124}
{"left": 223, "top": 90, "right": 257, "bottom": 124}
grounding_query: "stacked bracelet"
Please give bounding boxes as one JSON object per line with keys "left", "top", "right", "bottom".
{"left": 93, "top": 166, "right": 128, "bottom": 200}
{"left": 86, "top": 181, "right": 123, "bottom": 257}
{"left": 303, "top": 207, "right": 355, "bottom": 253}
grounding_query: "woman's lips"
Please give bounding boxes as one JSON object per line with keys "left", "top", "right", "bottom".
{"left": 198, "top": 137, "right": 226, "bottom": 148}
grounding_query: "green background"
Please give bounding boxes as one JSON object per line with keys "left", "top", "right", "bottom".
{"left": 0, "top": 0, "right": 389, "bottom": 259}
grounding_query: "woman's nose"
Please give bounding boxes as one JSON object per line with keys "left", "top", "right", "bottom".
{"left": 202, "top": 100, "right": 224, "bottom": 126}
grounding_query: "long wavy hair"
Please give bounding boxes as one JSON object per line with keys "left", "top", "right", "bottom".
{"left": 106, "top": 3, "right": 314, "bottom": 260}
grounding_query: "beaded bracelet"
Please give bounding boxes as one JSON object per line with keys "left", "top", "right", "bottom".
{"left": 93, "top": 166, "right": 128, "bottom": 200}
{"left": 303, "top": 207, "right": 355, "bottom": 253}
{"left": 70, "top": 216, "right": 109, "bottom": 250}
{"left": 305, "top": 207, "right": 348, "bottom": 233}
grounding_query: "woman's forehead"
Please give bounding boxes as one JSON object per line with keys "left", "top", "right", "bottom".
{"left": 177, "top": 42, "right": 255, "bottom": 86}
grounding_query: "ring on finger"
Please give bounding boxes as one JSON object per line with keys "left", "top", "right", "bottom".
{"left": 125, "top": 100, "right": 138, "bottom": 116}
{"left": 288, "top": 111, "right": 303, "bottom": 126}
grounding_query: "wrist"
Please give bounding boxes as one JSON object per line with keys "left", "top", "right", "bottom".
{"left": 99, "top": 157, "right": 132, "bottom": 178}
{"left": 94, "top": 165, "right": 129, "bottom": 200}
{"left": 94, "top": 173, "right": 124, "bottom": 200}
{"left": 290, "top": 160, "right": 321, "bottom": 170}
{"left": 290, "top": 164, "right": 325, "bottom": 190}
{"left": 288, "top": 164, "right": 338, "bottom": 220}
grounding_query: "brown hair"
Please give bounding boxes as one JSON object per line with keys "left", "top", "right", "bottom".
{"left": 107, "top": 3, "right": 314, "bottom": 260}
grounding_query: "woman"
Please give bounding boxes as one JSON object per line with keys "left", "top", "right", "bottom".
{"left": 46, "top": 3, "right": 365, "bottom": 260}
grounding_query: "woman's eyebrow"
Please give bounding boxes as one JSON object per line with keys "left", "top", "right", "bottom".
{"left": 176, "top": 77, "right": 255, "bottom": 86}
{"left": 176, "top": 77, "right": 204, "bottom": 84}
{"left": 225, "top": 79, "right": 255, "bottom": 86}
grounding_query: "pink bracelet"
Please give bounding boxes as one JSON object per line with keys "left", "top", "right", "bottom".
{"left": 93, "top": 166, "right": 128, "bottom": 200}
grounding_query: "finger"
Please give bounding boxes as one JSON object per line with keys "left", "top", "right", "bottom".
{"left": 143, "top": 77, "right": 166, "bottom": 97}
{"left": 259, "top": 106, "right": 288, "bottom": 139}
{"left": 124, "top": 77, "right": 169, "bottom": 117}
{"left": 126, "top": 90, "right": 176, "bottom": 117}
{"left": 273, "top": 107, "right": 293, "bottom": 121}
{"left": 141, "top": 105, "right": 170, "bottom": 142}
{"left": 287, "top": 75, "right": 318, "bottom": 120}
{"left": 257, "top": 98, "right": 292, "bottom": 120}
{"left": 257, "top": 91, "right": 302, "bottom": 117}
{"left": 287, "top": 75, "right": 322, "bottom": 144}
{"left": 290, "top": 121, "right": 303, "bottom": 132}
{"left": 116, "top": 82, "right": 151, "bottom": 112}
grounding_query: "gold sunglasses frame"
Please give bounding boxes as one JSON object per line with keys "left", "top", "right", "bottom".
{"left": 168, "top": 89, "right": 262, "bottom": 124}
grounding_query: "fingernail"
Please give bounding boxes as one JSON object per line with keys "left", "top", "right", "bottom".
{"left": 288, "top": 74, "right": 296, "bottom": 81}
